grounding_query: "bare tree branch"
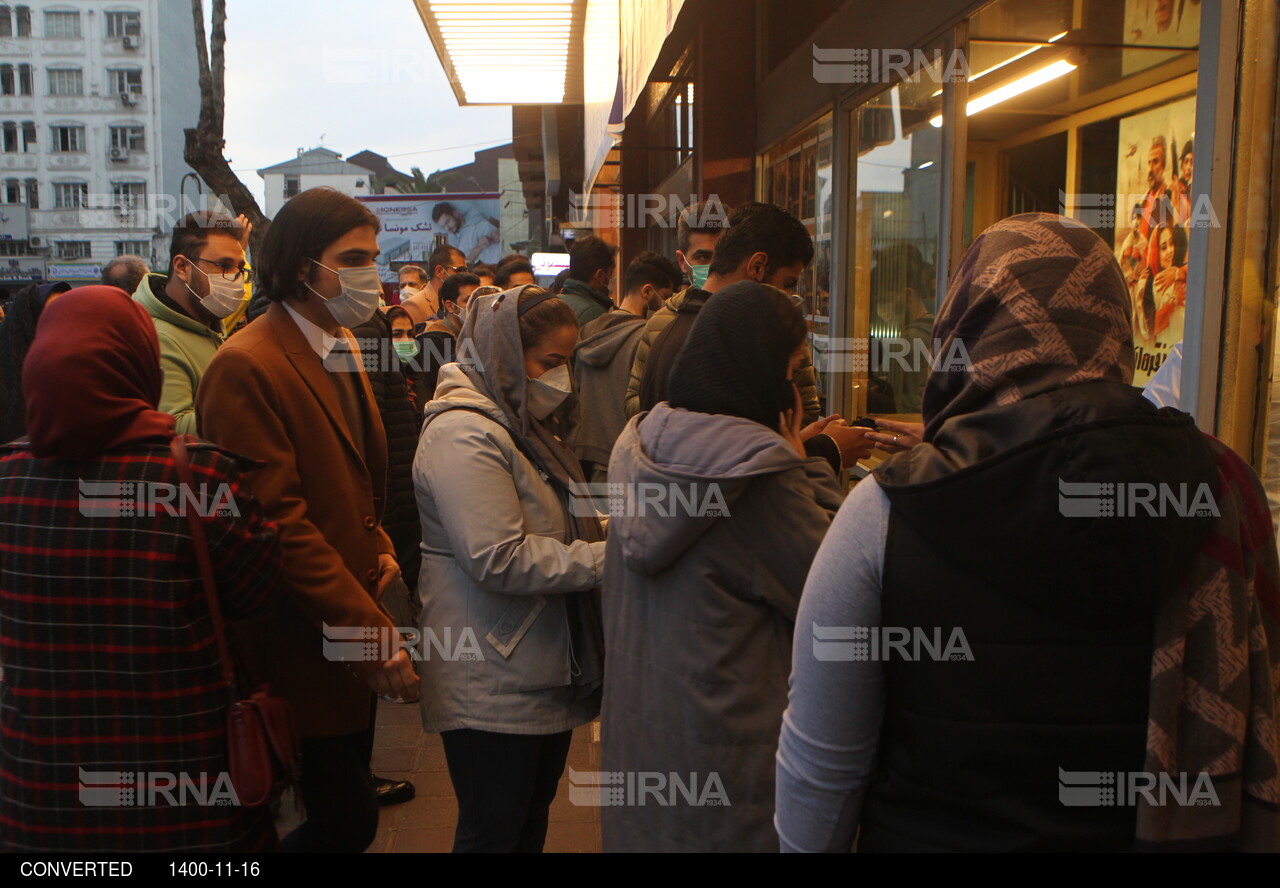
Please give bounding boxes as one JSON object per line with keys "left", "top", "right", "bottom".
{"left": 184, "top": 0, "right": 268, "bottom": 261}
{"left": 209, "top": 0, "right": 226, "bottom": 134}
{"left": 191, "top": 0, "right": 213, "bottom": 125}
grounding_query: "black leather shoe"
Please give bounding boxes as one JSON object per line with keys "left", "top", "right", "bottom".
{"left": 372, "top": 775, "right": 416, "bottom": 806}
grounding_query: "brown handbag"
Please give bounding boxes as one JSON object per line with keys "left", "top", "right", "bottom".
{"left": 171, "top": 435, "right": 302, "bottom": 809}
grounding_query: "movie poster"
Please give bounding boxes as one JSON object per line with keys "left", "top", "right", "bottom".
{"left": 1122, "top": 0, "right": 1201, "bottom": 77}
{"left": 357, "top": 194, "right": 503, "bottom": 281}
{"left": 1113, "top": 95, "right": 1196, "bottom": 384}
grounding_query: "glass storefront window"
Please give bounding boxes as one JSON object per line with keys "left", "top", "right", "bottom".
{"left": 849, "top": 58, "right": 946, "bottom": 417}
{"left": 964, "top": 0, "right": 1200, "bottom": 385}
{"left": 760, "top": 112, "right": 834, "bottom": 411}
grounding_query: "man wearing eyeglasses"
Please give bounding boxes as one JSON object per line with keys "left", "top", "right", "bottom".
{"left": 400, "top": 244, "right": 466, "bottom": 327}
{"left": 134, "top": 211, "right": 249, "bottom": 434}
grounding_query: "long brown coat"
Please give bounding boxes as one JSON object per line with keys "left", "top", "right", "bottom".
{"left": 197, "top": 301, "right": 397, "bottom": 737}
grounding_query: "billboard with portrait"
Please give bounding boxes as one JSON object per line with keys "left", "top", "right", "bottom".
{"left": 357, "top": 194, "right": 504, "bottom": 281}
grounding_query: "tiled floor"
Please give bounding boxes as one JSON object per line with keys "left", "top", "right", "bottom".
{"left": 366, "top": 700, "right": 601, "bottom": 853}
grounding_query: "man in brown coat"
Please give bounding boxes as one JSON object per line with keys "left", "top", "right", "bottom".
{"left": 197, "top": 189, "right": 418, "bottom": 853}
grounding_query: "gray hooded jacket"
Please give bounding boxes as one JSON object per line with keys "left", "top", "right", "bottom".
{"left": 572, "top": 309, "right": 646, "bottom": 476}
{"left": 600, "top": 404, "right": 843, "bottom": 851}
{"left": 412, "top": 291, "right": 606, "bottom": 735}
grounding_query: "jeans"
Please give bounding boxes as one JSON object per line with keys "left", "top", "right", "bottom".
{"left": 441, "top": 728, "right": 573, "bottom": 853}
{"left": 281, "top": 711, "right": 379, "bottom": 853}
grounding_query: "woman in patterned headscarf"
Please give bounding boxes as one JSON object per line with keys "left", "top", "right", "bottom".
{"left": 776, "top": 213, "right": 1279, "bottom": 852}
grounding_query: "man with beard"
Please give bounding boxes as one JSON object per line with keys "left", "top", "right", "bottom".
{"left": 1139, "top": 135, "right": 1177, "bottom": 240}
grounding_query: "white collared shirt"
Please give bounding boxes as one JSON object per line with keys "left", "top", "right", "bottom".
{"left": 284, "top": 300, "right": 344, "bottom": 361}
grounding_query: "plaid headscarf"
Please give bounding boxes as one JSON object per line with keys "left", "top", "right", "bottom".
{"left": 921, "top": 213, "right": 1134, "bottom": 441}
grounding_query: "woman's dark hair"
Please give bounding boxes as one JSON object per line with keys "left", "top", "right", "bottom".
{"left": 257, "top": 188, "right": 380, "bottom": 303}
{"left": 0, "top": 281, "right": 72, "bottom": 443}
{"left": 516, "top": 286, "right": 578, "bottom": 351}
{"left": 1160, "top": 223, "right": 1188, "bottom": 268}
{"left": 1140, "top": 223, "right": 1189, "bottom": 333}
{"left": 384, "top": 305, "right": 412, "bottom": 325}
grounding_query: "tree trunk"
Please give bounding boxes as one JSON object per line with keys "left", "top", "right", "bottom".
{"left": 184, "top": 0, "right": 268, "bottom": 261}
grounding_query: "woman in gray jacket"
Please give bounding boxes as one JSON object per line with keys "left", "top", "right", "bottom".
{"left": 600, "top": 283, "right": 844, "bottom": 852}
{"left": 412, "top": 285, "right": 606, "bottom": 853}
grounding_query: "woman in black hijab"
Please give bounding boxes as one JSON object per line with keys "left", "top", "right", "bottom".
{"left": 600, "top": 282, "right": 845, "bottom": 852}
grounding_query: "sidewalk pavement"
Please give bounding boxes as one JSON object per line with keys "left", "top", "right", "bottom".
{"left": 367, "top": 699, "right": 602, "bottom": 853}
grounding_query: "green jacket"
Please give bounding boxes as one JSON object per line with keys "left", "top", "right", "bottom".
{"left": 559, "top": 278, "right": 614, "bottom": 326}
{"left": 624, "top": 288, "right": 823, "bottom": 423}
{"left": 134, "top": 273, "right": 224, "bottom": 435}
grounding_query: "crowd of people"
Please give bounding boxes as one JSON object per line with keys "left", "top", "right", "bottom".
{"left": 0, "top": 186, "right": 1277, "bottom": 854}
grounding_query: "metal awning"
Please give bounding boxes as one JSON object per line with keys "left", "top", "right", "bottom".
{"left": 414, "top": 0, "right": 586, "bottom": 105}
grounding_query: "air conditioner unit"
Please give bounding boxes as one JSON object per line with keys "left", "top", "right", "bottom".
{"left": 109, "top": 147, "right": 129, "bottom": 162}
{"left": 29, "top": 235, "right": 45, "bottom": 248}
{"left": 120, "top": 92, "right": 138, "bottom": 106}
{"left": 122, "top": 35, "right": 140, "bottom": 50}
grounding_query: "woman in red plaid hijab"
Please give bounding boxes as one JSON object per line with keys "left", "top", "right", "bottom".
{"left": 0, "top": 287, "right": 284, "bottom": 851}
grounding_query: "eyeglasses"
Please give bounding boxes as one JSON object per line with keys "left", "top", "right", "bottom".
{"left": 189, "top": 256, "right": 253, "bottom": 284}
{"left": 442, "top": 265, "right": 468, "bottom": 274}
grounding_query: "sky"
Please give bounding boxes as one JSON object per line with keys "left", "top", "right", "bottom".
{"left": 219, "top": 0, "right": 513, "bottom": 209}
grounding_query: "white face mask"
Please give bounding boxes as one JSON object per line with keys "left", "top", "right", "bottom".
{"left": 307, "top": 260, "right": 382, "bottom": 328}
{"left": 184, "top": 260, "right": 247, "bottom": 319}
{"left": 526, "top": 363, "right": 572, "bottom": 420}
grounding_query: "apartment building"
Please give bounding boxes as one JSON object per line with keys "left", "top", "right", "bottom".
{"left": 0, "top": 1, "right": 199, "bottom": 286}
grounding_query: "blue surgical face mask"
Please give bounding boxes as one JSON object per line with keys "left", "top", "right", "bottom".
{"left": 689, "top": 263, "right": 711, "bottom": 290}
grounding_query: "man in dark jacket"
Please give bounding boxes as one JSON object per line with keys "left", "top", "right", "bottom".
{"left": 573, "top": 252, "right": 679, "bottom": 483}
{"left": 559, "top": 236, "right": 617, "bottom": 325}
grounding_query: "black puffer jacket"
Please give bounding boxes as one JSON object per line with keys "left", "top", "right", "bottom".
{"left": 352, "top": 310, "right": 423, "bottom": 594}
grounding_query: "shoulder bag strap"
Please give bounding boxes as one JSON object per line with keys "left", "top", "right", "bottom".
{"left": 170, "top": 435, "right": 236, "bottom": 691}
